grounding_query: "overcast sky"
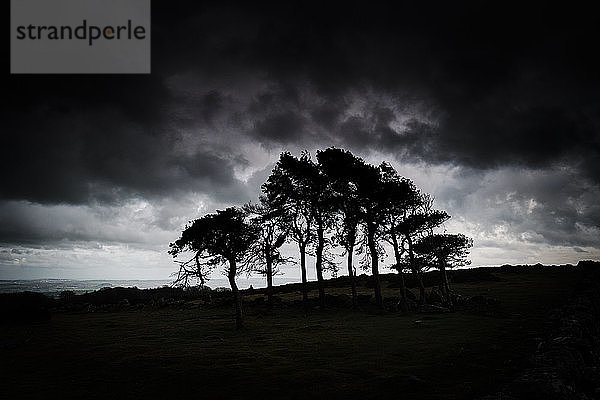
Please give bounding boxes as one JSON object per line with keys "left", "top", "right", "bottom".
{"left": 2, "top": 1, "right": 599, "bottom": 281}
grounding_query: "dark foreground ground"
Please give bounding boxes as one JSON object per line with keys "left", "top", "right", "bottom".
{"left": 1, "top": 263, "right": 599, "bottom": 400}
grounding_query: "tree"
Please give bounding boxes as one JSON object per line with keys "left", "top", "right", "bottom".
{"left": 379, "top": 163, "right": 420, "bottom": 312}
{"left": 394, "top": 194, "right": 450, "bottom": 304}
{"left": 413, "top": 233, "right": 473, "bottom": 308}
{"left": 317, "top": 147, "right": 364, "bottom": 308}
{"left": 353, "top": 162, "right": 389, "bottom": 309}
{"left": 303, "top": 155, "right": 337, "bottom": 309}
{"left": 244, "top": 198, "right": 290, "bottom": 308}
{"left": 263, "top": 152, "right": 336, "bottom": 308}
{"left": 169, "top": 207, "right": 258, "bottom": 329}
{"left": 262, "top": 152, "right": 314, "bottom": 306}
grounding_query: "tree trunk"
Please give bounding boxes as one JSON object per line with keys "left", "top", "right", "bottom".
{"left": 391, "top": 232, "right": 408, "bottom": 313}
{"left": 397, "top": 270, "right": 408, "bottom": 313}
{"left": 441, "top": 263, "right": 450, "bottom": 294}
{"left": 194, "top": 252, "right": 205, "bottom": 286}
{"left": 228, "top": 260, "right": 243, "bottom": 329}
{"left": 264, "top": 240, "right": 273, "bottom": 308}
{"left": 315, "top": 224, "right": 326, "bottom": 309}
{"left": 440, "top": 262, "right": 453, "bottom": 310}
{"left": 418, "top": 273, "right": 426, "bottom": 305}
{"left": 299, "top": 243, "right": 308, "bottom": 304}
{"left": 368, "top": 229, "right": 383, "bottom": 309}
{"left": 347, "top": 243, "right": 357, "bottom": 308}
{"left": 266, "top": 252, "right": 273, "bottom": 309}
{"left": 439, "top": 263, "right": 446, "bottom": 294}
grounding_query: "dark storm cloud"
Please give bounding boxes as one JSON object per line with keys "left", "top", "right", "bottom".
{"left": 435, "top": 166, "right": 600, "bottom": 248}
{"left": 0, "top": 102, "right": 248, "bottom": 204}
{"left": 0, "top": 199, "right": 177, "bottom": 246}
{"left": 251, "top": 111, "right": 307, "bottom": 145}
{"left": 3, "top": 0, "right": 600, "bottom": 256}
{"left": 151, "top": 1, "right": 599, "bottom": 180}
{"left": 5, "top": 1, "right": 599, "bottom": 204}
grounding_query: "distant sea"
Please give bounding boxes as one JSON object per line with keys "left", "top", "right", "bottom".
{"left": 0, "top": 276, "right": 299, "bottom": 297}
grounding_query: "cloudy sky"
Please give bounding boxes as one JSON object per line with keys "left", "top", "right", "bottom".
{"left": 2, "top": 1, "right": 599, "bottom": 281}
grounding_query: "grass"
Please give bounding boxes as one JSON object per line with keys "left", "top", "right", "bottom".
{"left": 0, "top": 267, "right": 583, "bottom": 399}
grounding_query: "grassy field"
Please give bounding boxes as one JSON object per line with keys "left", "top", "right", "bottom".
{"left": 0, "top": 267, "right": 584, "bottom": 399}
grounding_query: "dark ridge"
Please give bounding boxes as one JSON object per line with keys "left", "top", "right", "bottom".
{"left": 1, "top": 262, "right": 596, "bottom": 320}
{"left": 0, "top": 291, "right": 55, "bottom": 323}
{"left": 249, "top": 263, "right": 586, "bottom": 296}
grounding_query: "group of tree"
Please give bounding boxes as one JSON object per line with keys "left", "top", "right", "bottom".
{"left": 169, "top": 148, "right": 472, "bottom": 329}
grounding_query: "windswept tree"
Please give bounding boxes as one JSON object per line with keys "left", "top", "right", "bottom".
{"left": 317, "top": 147, "right": 364, "bottom": 308}
{"left": 263, "top": 152, "right": 314, "bottom": 305}
{"left": 263, "top": 152, "right": 336, "bottom": 308}
{"left": 169, "top": 207, "right": 258, "bottom": 329}
{"left": 244, "top": 197, "right": 290, "bottom": 308}
{"left": 354, "top": 162, "right": 389, "bottom": 309}
{"left": 413, "top": 233, "right": 473, "bottom": 308}
{"left": 379, "top": 163, "right": 420, "bottom": 312}
{"left": 303, "top": 155, "right": 337, "bottom": 309}
{"left": 395, "top": 194, "right": 450, "bottom": 304}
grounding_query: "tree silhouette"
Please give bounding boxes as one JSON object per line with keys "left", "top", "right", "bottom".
{"left": 262, "top": 152, "right": 315, "bottom": 306}
{"left": 303, "top": 155, "right": 337, "bottom": 309}
{"left": 245, "top": 198, "right": 290, "bottom": 308}
{"left": 379, "top": 163, "right": 420, "bottom": 312}
{"left": 353, "top": 162, "right": 389, "bottom": 308}
{"left": 395, "top": 194, "right": 450, "bottom": 304}
{"left": 413, "top": 233, "right": 473, "bottom": 308}
{"left": 169, "top": 147, "right": 473, "bottom": 317}
{"left": 317, "top": 148, "right": 365, "bottom": 308}
{"left": 263, "top": 152, "right": 336, "bottom": 308}
{"left": 169, "top": 207, "right": 258, "bottom": 329}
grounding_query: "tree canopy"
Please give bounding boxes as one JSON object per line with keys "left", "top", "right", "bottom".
{"left": 169, "top": 206, "right": 258, "bottom": 328}
{"left": 169, "top": 147, "right": 473, "bottom": 325}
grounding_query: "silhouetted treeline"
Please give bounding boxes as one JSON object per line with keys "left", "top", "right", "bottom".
{"left": 166, "top": 149, "right": 596, "bottom": 328}
{"left": 170, "top": 148, "right": 476, "bottom": 327}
